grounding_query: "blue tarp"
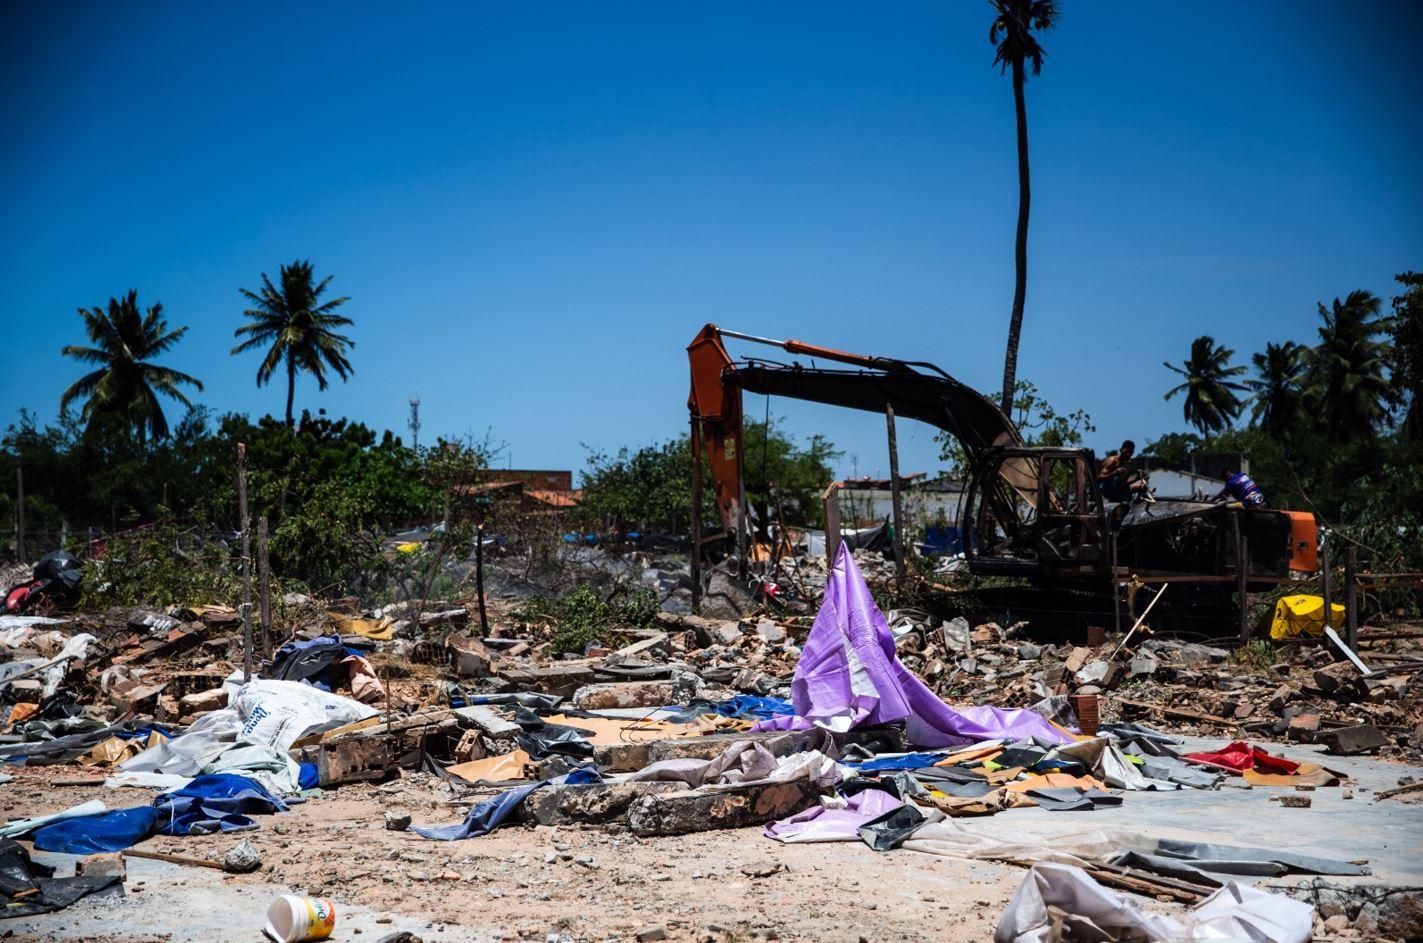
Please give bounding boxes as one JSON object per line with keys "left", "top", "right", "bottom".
{"left": 413, "top": 767, "right": 601, "bottom": 841}
{"left": 32, "top": 807, "right": 160, "bottom": 855}
{"left": 848, "top": 752, "right": 946, "bottom": 772}
{"left": 153, "top": 773, "right": 288, "bottom": 836}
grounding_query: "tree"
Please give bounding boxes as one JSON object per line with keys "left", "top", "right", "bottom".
{"left": 233, "top": 260, "right": 355, "bottom": 428}
{"left": 1388, "top": 271, "right": 1423, "bottom": 441}
{"left": 59, "top": 290, "right": 203, "bottom": 443}
{"left": 937, "top": 379, "right": 1093, "bottom": 475}
{"left": 989, "top": 0, "right": 1059, "bottom": 421}
{"left": 1245, "top": 341, "right": 1307, "bottom": 435}
{"left": 1163, "top": 335, "right": 1247, "bottom": 435}
{"left": 1307, "top": 290, "right": 1392, "bottom": 439}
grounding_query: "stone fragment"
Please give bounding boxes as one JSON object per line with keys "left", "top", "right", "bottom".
{"left": 636, "top": 926, "right": 668, "bottom": 942}
{"left": 570, "top": 681, "right": 676, "bottom": 710}
{"left": 385, "top": 810, "right": 412, "bottom": 831}
{"left": 1321, "top": 724, "right": 1388, "bottom": 756}
{"left": 179, "top": 687, "right": 228, "bottom": 717}
{"left": 626, "top": 779, "right": 819, "bottom": 837}
{"left": 495, "top": 663, "right": 598, "bottom": 697}
{"left": 525, "top": 782, "right": 682, "bottom": 826}
{"left": 222, "top": 839, "right": 262, "bottom": 873}
{"left": 756, "top": 620, "right": 786, "bottom": 644}
{"left": 1276, "top": 794, "right": 1312, "bottom": 808}
{"left": 1127, "top": 653, "right": 1158, "bottom": 677}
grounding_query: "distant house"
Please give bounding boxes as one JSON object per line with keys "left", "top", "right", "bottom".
{"left": 1139, "top": 451, "right": 1246, "bottom": 501}
{"left": 831, "top": 473, "right": 966, "bottom": 528}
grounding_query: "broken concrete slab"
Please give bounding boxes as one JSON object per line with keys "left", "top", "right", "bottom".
{"left": 495, "top": 663, "right": 598, "bottom": 697}
{"left": 1321, "top": 724, "right": 1389, "bottom": 756}
{"left": 570, "top": 680, "right": 676, "bottom": 711}
{"left": 626, "top": 778, "right": 820, "bottom": 837}
{"left": 452, "top": 705, "right": 520, "bottom": 740}
{"left": 446, "top": 633, "right": 491, "bottom": 677}
{"left": 525, "top": 781, "right": 683, "bottom": 826}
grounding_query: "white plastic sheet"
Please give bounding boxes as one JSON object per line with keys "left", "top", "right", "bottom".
{"left": 994, "top": 862, "right": 1313, "bottom": 943}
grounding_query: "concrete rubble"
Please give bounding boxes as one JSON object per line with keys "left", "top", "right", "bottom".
{"left": 0, "top": 550, "right": 1420, "bottom": 942}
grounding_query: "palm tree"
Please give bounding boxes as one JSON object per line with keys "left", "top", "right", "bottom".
{"left": 60, "top": 291, "right": 203, "bottom": 443}
{"left": 1246, "top": 341, "right": 1306, "bottom": 435}
{"left": 990, "top": 0, "right": 1059, "bottom": 421}
{"left": 1163, "top": 336, "right": 1247, "bottom": 435}
{"left": 1307, "top": 290, "right": 1393, "bottom": 439}
{"left": 233, "top": 260, "right": 354, "bottom": 428}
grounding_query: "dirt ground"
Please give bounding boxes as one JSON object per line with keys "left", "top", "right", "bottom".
{"left": 1, "top": 765, "right": 1144, "bottom": 943}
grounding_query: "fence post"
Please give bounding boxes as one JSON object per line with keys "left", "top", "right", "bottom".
{"left": 1237, "top": 530, "right": 1250, "bottom": 642}
{"left": 1344, "top": 544, "right": 1358, "bottom": 649}
{"left": 237, "top": 443, "right": 253, "bottom": 682}
{"left": 885, "top": 405, "right": 906, "bottom": 578}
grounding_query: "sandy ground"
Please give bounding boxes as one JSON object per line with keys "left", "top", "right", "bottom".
{"left": 4, "top": 737, "right": 1420, "bottom": 942}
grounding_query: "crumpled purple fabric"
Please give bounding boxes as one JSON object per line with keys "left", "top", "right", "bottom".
{"left": 764, "top": 787, "right": 903, "bottom": 843}
{"left": 752, "top": 545, "right": 1072, "bottom": 749}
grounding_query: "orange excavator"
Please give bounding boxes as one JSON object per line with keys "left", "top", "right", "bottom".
{"left": 688, "top": 324, "right": 1316, "bottom": 617}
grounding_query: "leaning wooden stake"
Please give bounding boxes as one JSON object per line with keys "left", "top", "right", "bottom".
{"left": 474, "top": 522, "right": 489, "bottom": 633}
{"left": 257, "top": 515, "right": 273, "bottom": 661}
{"left": 237, "top": 443, "right": 254, "bottom": 682}
{"left": 885, "top": 405, "right": 907, "bottom": 578}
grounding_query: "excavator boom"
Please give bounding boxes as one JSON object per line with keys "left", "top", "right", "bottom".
{"left": 687, "top": 323, "right": 1024, "bottom": 532}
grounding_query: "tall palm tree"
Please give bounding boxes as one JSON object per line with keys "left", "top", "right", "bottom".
{"left": 990, "top": 0, "right": 1059, "bottom": 421}
{"left": 233, "top": 260, "right": 354, "bottom": 428}
{"left": 1246, "top": 341, "right": 1306, "bottom": 435}
{"left": 1307, "top": 290, "right": 1393, "bottom": 439}
{"left": 60, "top": 291, "right": 203, "bottom": 443}
{"left": 1163, "top": 335, "right": 1247, "bottom": 435}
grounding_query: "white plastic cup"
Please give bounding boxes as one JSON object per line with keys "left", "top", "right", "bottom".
{"left": 264, "top": 894, "right": 337, "bottom": 942}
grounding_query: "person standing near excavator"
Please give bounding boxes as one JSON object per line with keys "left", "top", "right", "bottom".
{"left": 1214, "top": 469, "right": 1266, "bottom": 508}
{"left": 1097, "top": 440, "right": 1152, "bottom": 503}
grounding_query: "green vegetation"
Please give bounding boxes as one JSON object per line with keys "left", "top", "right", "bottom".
{"left": 576, "top": 417, "right": 840, "bottom": 534}
{"left": 988, "top": 0, "right": 1059, "bottom": 419}
{"left": 60, "top": 291, "right": 203, "bottom": 444}
{"left": 233, "top": 260, "right": 355, "bottom": 429}
{"left": 516, "top": 583, "right": 659, "bottom": 656}
{"left": 1152, "top": 272, "right": 1423, "bottom": 580}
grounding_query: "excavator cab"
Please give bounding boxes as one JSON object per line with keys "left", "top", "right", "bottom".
{"left": 964, "top": 446, "right": 1109, "bottom": 579}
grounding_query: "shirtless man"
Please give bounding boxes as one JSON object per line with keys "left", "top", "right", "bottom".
{"left": 1097, "top": 440, "right": 1151, "bottom": 503}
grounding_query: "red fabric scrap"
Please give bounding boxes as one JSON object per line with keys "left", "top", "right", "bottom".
{"left": 1183, "top": 740, "right": 1300, "bottom": 775}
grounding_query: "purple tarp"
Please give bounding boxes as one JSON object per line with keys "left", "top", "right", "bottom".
{"left": 752, "top": 544, "right": 1073, "bottom": 749}
{"left": 764, "top": 787, "right": 903, "bottom": 843}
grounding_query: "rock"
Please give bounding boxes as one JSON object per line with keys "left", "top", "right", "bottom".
{"left": 1017, "top": 643, "right": 1042, "bottom": 660}
{"left": 179, "top": 687, "right": 228, "bottom": 717}
{"left": 1322, "top": 914, "right": 1350, "bottom": 932}
{"left": 1267, "top": 684, "right": 1296, "bottom": 715}
{"left": 76, "top": 852, "right": 126, "bottom": 880}
{"left": 1321, "top": 724, "right": 1388, "bottom": 756}
{"left": 701, "top": 570, "right": 754, "bottom": 620}
{"left": 1127, "top": 653, "right": 1159, "bottom": 677}
{"left": 636, "top": 926, "right": 668, "bottom": 942}
{"left": 384, "top": 811, "right": 412, "bottom": 831}
{"left": 221, "top": 839, "right": 262, "bottom": 873}
{"left": 526, "top": 782, "right": 683, "bottom": 826}
{"left": 627, "top": 779, "right": 819, "bottom": 837}
{"left": 1353, "top": 901, "right": 1380, "bottom": 935}
{"left": 1074, "top": 660, "right": 1110, "bottom": 686}
{"left": 495, "top": 663, "right": 598, "bottom": 697}
{"left": 570, "top": 680, "right": 677, "bottom": 710}
{"left": 446, "top": 633, "right": 491, "bottom": 677}
{"left": 1276, "top": 794, "right": 1312, "bottom": 808}
{"left": 756, "top": 620, "right": 786, "bottom": 644}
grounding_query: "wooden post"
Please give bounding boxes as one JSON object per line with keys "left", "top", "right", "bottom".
{"left": 1344, "top": 544, "right": 1358, "bottom": 650}
{"left": 474, "top": 523, "right": 489, "bottom": 633}
{"left": 689, "top": 418, "right": 703, "bottom": 611}
{"left": 1320, "top": 539, "right": 1332, "bottom": 635}
{"left": 14, "top": 463, "right": 24, "bottom": 565}
{"left": 1237, "top": 530, "right": 1250, "bottom": 642}
{"left": 237, "top": 443, "right": 254, "bottom": 682}
{"left": 885, "top": 405, "right": 906, "bottom": 578}
{"left": 257, "top": 516, "right": 273, "bottom": 661}
{"left": 823, "top": 482, "right": 842, "bottom": 565}
{"left": 1110, "top": 530, "right": 1122, "bottom": 639}
{"left": 736, "top": 440, "right": 749, "bottom": 580}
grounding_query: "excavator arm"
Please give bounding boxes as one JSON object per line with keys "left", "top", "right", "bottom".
{"left": 687, "top": 324, "right": 1027, "bottom": 532}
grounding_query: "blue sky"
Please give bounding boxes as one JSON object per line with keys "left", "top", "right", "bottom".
{"left": 3, "top": 2, "right": 1420, "bottom": 481}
